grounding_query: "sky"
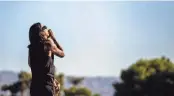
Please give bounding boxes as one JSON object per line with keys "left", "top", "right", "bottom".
{"left": 0, "top": 1, "right": 174, "bottom": 77}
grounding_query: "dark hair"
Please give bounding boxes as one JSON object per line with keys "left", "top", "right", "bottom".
{"left": 28, "top": 22, "right": 44, "bottom": 48}
{"left": 28, "top": 22, "right": 52, "bottom": 53}
{"left": 28, "top": 22, "right": 47, "bottom": 48}
{"left": 28, "top": 23, "right": 55, "bottom": 61}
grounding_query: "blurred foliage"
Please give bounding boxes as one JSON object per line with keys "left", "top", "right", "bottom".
{"left": 67, "top": 76, "right": 84, "bottom": 86}
{"left": 64, "top": 76, "right": 100, "bottom": 96}
{"left": 18, "top": 71, "right": 32, "bottom": 81}
{"left": 1, "top": 71, "right": 31, "bottom": 96}
{"left": 113, "top": 56, "right": 174, "bottom": 96}
{"left": 1, "top": 71, "right": 101, "bottom": 96}
{"left": 64, "top": 87, "right": 92, "bottom": 96}
{"left": 92, "top": 93, "right": 100, "bottom": 96}
{"left": 18, "top": 71, "right": 32, "bottom": 96}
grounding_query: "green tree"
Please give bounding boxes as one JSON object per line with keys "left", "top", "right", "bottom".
{"left": 145, "top": 71, "right": 174, "bottom": 96}
{"left": 1, "top": 80, "right": 30, "bottom": 96}
{"left": 1, "top": 83, "right": 19, "bottom": 96}
{"left": 1, "top": 71, "right": 31, "bottom": 96}
{"left": 64, "top": 76, "right": 94, "bottom": 96}
{"left": 18, "top": 71, "right": 32, "bottom": 81}
{"left": 67, "top": 76, "right": 84, "bottom": 86}
{"left": 92, "top": 93, "right": 100, "bottom": 96}
{"left": 113, "top": 56, "right": 174, "bottom": 96}
{"left": 64, "top": 87, "right": 92, "bottom": 96}
{"left": 18, "top": 71, "right": 32, "bottom": 96}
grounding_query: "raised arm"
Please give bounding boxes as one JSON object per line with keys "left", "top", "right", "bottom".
{"left": 48, "top": 38, "right": 65, "bottom": 58}
{"left": 52, "top": 38, "right": 63, "bottom": 51}
{"left": 48, "top": 29, "right": 64, "bottom": 51}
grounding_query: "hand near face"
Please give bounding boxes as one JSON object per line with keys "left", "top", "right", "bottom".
{"left": 48, "top": 29, "right": 55, "bottom": 39}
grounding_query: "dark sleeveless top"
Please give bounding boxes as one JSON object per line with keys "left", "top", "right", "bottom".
{"left": 29, "top": 43, "right": 55, "bottom": 86}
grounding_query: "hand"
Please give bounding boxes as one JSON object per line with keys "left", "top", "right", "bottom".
{"left": 48, "top": 29, "right": 64, "bottom": 51}
{"left": 48, "top": 29, "right": 55, "bottom": 39}
{"left": 47, "top": 38, "right": 56, "bottom": 47}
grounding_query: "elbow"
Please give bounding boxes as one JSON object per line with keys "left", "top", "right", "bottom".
{"left": 53, "top": 49, "right": 65, "bottom": 58}
{"left": 60, "top": 52, "right": 65, "bottom": 58}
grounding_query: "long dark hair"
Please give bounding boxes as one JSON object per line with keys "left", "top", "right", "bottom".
{"left": 28, "top": 23, "right": 55, "bottom": 63}
{"left": 28, "top": 22, "right": 42, "bottom": 48}
{"left": 28, "top": 22, "right": 52, "bottom": 54}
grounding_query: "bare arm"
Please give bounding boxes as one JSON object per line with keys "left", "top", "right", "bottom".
{"left": 52, "top": 38, "right": 63, "bottom": 51}
{"left": 51, "top": 45, "right": 65, "bottom": 58}
{"left": 48, "top": 29, "right": 63, "bottom": 51}
{"left": 48, "top": 38, "right": 65, "bottom": 58}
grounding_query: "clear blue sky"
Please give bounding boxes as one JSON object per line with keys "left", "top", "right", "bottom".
{"left": 0, "top": 1, "right": 174, "bottom": 76}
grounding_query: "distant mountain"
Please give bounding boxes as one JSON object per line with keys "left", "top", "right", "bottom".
{"left": 0, "top": 71, "right": 119, "bottom": 96}
{"left": 0, "top": 71, "right": 18, "bottom": 85}
{"left": 0, "top": 71, "right": 19, "bottom": 96}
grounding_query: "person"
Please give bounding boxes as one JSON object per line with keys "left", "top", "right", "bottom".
{"left": 28, "top": 22, "right": 65, "bottom": 96}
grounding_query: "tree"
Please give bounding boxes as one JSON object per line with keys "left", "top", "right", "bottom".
{"left": 113, "top": 56, "right": 174, "bottom": 96}
{"left": 1, "top": 83, "right": 19, "bottom": 96}
{"left": 1, "top": 71, "right": 31, "bottom": 96}
{"left": 18, "top": 71, "right": 32, "bottom": 96}
{"left": 67, "top": 76, "right": 84, "bottom": 86}
{"left": 18, "top": 71, "right": 32, "bottom": 81}
{"left": 92, "top": 93, "right": 100, "bottom": 96}
{"left": 1, "top": 81, "right": 28, "bottom": 96}
{"left": 64, "top": 76, "right": 94, "bottom": 96}
{"left": 144, "top": 71, "right": 174, "bottom": 96}
{"left": 64, "top": 87, "right": 92, "bottom": 96}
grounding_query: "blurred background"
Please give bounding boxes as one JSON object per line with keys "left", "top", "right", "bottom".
{"left": 0, "top": 1, "right": 174, "bottom": 96}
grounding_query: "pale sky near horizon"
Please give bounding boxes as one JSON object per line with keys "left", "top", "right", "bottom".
{"left": 0, "top": 2, "right": 174, "bottom": 76}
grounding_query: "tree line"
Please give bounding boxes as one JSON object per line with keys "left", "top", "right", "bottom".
{"left": 113, "top": 56, "right": 174, "bottom": 96}
{"left": 1, "top": 56, "right": 173, "bottom": 96}
{"left": 0, "top": 72, "right": 100, "bottom": 96}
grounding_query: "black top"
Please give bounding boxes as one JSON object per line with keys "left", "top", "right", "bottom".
{"left": 29, "top": 43, "right": 55, "bottom": 86}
